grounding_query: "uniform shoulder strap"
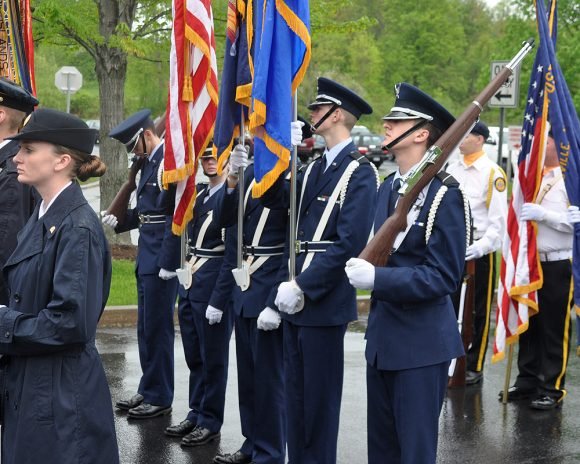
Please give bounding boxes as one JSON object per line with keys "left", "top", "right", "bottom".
{"left": 349, "top": 150, "right": 370, "bottom": 164}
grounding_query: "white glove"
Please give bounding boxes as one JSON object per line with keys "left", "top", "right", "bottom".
{"left": 205, "top": 305, "right": 223, "bottom": 325}
{"left": 275, "top": 280, "right": 304, "bottom": 315}
{"left": 101, "top": 212, "right": 118, "bottom": 228}
{"left": 567, "top": 205, "right": 580, "bottom": 224}
{"left": 229, "top": 144, "right": 248, "bottom": 173}
{"left": 465, "top": 236, "right": 493, "bottom": 261}
{"left": 345, "top": 258, "right": 375, "bottom": 290}
{"left": 257, "top": 306, "right": 282, "bottom": 331}
{"left": 158, "top": 268, "right": 177, "bottom": 280}
{"left": 291, "top": 120, "right": 305, "bottom": 146}
{"left": 520, "top": 203, "right": 547, "bottom": 222}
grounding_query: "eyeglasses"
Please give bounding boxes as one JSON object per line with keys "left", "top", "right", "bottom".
{"left": 125, "top": 128, "right": 144, "bottom": 154}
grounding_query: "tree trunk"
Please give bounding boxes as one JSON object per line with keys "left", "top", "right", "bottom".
{"left": 94, "top": 43, "right": 132, "bottom": 245}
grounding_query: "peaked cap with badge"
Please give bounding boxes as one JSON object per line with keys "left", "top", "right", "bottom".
{"left": 382, "top": 82, "right": 455, "bottom": 132}
{"left": 7, "top": 108, "right": 97, "bottom": 155}
{"left": 0, "top": 78, "right": 38, "bottom": 114}
{"left": 109, "top": 109, "right": 154, "bottom": 146}
{"left": 308, "top": 77, "right": 373, "bottom": 119}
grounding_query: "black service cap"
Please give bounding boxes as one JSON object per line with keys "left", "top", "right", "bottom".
{"left": 109, "top": 109, "right": 153, "bottom": 145}
{"left": 308, "top": 77, "right": 372, "bottom": 119}
{"left": 7, "top": 108, "right": 97, "bottom": 154}
{"left": 0, "top": 77, "right": 38, "bottom": 114}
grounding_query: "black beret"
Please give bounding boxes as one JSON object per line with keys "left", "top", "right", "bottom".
{"left": 382, "top": 83, "right": 455, "bottom": 133}
{"left": 471, "top": 121, "right": 490, "bottom": 140}
{"left": 0, "top": 77, "right": 38, "bottom": 114}
{"left": 7, "top": 108, "right": 97, "bottom": 155}
{"left": 108, "top": 109, "right": 153, "bottom": 145}
{"left": 308, "top": 77, "right": 372, "bottom": 119}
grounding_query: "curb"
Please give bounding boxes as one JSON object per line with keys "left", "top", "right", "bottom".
{"left": 98, "top": 296, "right": 371, "bottom": 328}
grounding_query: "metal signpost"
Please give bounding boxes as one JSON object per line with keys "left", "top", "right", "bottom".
{"left": 54, "top": 66, "right": 83, "bottom": 113}
{"left": 489, "top": 60, "right": 521, "bottom": 180}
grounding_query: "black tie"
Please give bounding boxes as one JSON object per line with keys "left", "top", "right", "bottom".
{"left": 314, "top": 154, "right": 327, "bottom": 184}
{"left": 389, "top": 178, "right": 401, "bottom": 214}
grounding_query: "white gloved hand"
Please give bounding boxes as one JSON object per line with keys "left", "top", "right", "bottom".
{"left": 566, "top": 205, "right": 580, "bottom": 224}
{"left": 465, "top": 241, "right": 486, "bottom": 261}
{"left": 229, "top": 144, "right": 248, "bottom": 173}
{"left": 158, "top": 268, "right": 178, "bottom": 280}
{"left": 345, "top": 258, "right": 375, "bottom": 290}
{"left": 275, "top": 280, "right": 304, "bottom": 314}
{"left": 101, "top": 212, "right": 118, "bottom": 228}
{"left": 291, "top": 120, "right": 305, "bottom": 146}
{"left": 205, "top": 305, "right": 223, "bottom": 325}
{"left": 520, "top": 203, "right": 547, "bottom": 222}
{"left": 257, "top": 306, "right": 282, "bottom": 331}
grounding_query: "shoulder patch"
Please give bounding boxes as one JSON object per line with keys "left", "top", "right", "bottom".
{"left": 494, "top": 177, "right": 507, "bottom": 192}
{"left": 436, "top": 171, "right": 459, "bottom": 188}
{"left": 349, "top": 150, "right": 369, "bottom": 164}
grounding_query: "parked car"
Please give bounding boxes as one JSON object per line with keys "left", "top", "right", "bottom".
{"left": 353, "top": 133, "right": 389, "bottom": 168}
{"left": 297, "top": 134, "right": 324, "bottom": 162}
{"left": 351, "top": 125, "right": 372, "bottom": 137}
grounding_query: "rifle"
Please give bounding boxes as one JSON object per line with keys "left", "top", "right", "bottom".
{"left": 104, "top": 113, "right": 167, "bottom": 227}
{"left": 359, "top": 39, "right": 534, "bottom": 266}
{"left": 448, "top": 259, "right": 475, "bottom": 388}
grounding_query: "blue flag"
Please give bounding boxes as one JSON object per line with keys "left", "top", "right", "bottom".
{"left": 214, "top": 0, "right": 254, "bottom": 174}
{"left": 534, "top": 0, "right": 580, "bottom": 309}
{"left": 249, "top": 0, "right": 311, "bottom": 197}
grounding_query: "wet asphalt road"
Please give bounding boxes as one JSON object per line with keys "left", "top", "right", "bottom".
{"left": 97, "top": 321, "right": 580, "bottom": 464}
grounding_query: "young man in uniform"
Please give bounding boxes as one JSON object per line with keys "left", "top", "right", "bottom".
{"left": 102, "top": 110, "right": 181, "bottom": 419}
{"left": 346, "top": 83, "right": 466, "bottom": 464}
{"left": 0, "top": 78, "right": 38, "bottom": 305}
{"left": 164, "top": 146, "right": 235, "bottom": 445}
{"left": 263, "top": 77, "right": 378, "bottom": 463}
{"left": 500, "top": 132, "right": 580, "bottom": 410}
{"left": 447, "top": 121, "right": 508, "bottom": 385}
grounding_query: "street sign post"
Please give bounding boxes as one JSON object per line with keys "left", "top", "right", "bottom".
{"left": 488, "top": 61, "right": 520, "bottom": 108}
{"left": 54, "top": 66, "right": 83, "bottom": 113}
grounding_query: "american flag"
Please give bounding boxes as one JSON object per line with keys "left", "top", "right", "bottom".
{"left": 164, "top": 0, "right": 218, "bottom": 235}
{"left": 492, "top": 1, "right": 557, "bottom": 362}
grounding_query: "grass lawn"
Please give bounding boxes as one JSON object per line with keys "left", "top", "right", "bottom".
{"left": 108, "top": 259, "right": 137, "bottom": 306}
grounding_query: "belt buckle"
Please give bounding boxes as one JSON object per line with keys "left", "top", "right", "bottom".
{"left": 295, "top": 240, "right": 301, "bottom": 254}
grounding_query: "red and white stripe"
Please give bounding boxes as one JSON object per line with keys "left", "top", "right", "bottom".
{"left": 165, "top": 0, "right": 218, "bottom": 235}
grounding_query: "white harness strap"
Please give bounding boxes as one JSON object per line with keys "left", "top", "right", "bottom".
{"left": 296, "top": 161, "right": 316, "bottom": 233}
{"left": 244, "top": 179, "right": 274, "bottom": 276}
{"left": 301, "top": 159, "right": 359, "bottom": 271}
{"left": 189, "top": 211, "right": 215, "bottom": 274}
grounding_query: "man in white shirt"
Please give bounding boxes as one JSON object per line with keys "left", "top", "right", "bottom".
{"left": 447, "top": 121, "right": 507, "bottom": 385}
{"left": 500, "top": 132, "right": 580, "bottom": 409}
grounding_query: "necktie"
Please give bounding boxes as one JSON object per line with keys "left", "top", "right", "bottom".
{"left": 389, "top": 178, "right": 401, "bottom": 214}
{"left": 313, "top": 154, "right": 327, "bottom": 185}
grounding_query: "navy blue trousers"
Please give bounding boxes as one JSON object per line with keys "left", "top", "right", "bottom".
{"left": 235, "top": 315, "right": 285, "bottom": 464}
{"left": 136, "top": 273, "right": 178, "bottom": 406}
{"left": 367, "top": 361, "right": 449, "bottom": 464}
{"left": 284, "top": 321, "right": 347, "bottom": 464}
{"left": 178, "top": 297, "right": 233, "bottom": 432}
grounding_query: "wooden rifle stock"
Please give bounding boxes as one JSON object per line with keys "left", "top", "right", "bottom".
{"left": 104, "top": 113, "right": 167, "bottom": 227}
{"left": 448, "top": 259, "right": 475, "bottom": 388}
{"left": 359, "top": 39, "right": 534, "bottom": 267}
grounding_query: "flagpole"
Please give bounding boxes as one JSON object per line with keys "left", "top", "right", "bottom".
{"left": 237, "top": 110, "right": 246, "bottom": 269}
{"left": 289, "top": 92, "right": 298, "bottom": 279}
{"left": 501, "top": 344, "right": 515, "bottom": 404}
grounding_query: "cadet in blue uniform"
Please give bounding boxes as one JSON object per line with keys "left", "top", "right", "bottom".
{"left": 0, "top": 78, "right": 38, "bottom": 305}
{"left": 263, "top": 78, "right": 378, "bottom": 463}
{"left": 211, "top": 145, "right": 292, "bottom": 464}
{"left": 103, "top": 110, "right": 181, "bottom": 418}
{"left": 164, "top": 148, "right": 234, "bottom": 446}
{"left": 0, "top": 109, "right": 118, "bottom": 464}
{"left": 346, "top": 83, "right": 466, "bottom": 464}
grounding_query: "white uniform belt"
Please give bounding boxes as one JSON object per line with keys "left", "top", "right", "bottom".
{"left": 188, "top": 246, "right": 225, "bottom": 258}
{"left": 242, "top": 244, "right": 285, "bottom": 257}
{"left": 539, "top": 250, "right": 571, "bottom": 262}
{"left": 139, "top": 213, "right": 166, "bottom": 224}
{"left": 296, "top": 240, "right": 333, "bottom": 253}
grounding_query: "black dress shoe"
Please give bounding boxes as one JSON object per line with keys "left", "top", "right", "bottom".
{"left": 213, "top": 450, "right": 252, "bottom": 464}
{"left": 465, "top": 370, "right": 483, "bottom": 385}
{"left": 530, "top": 395, "right": 563, "bottom": 410}
{"left": 116, "top": 393, "right": 144, "bottom": 411}
{"left": 497, "top": 386, "right": 536, "bottom": 402}
{"left": 165, "top": 419, "right": 197, "bottom": 437}
{"left": 181, "top": 427, "right": 220, "bottom": 447}
{"left": 127, "top": 403, "right": 172, "bottom": 419}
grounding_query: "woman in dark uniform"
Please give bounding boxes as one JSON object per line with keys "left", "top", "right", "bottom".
{"left": 0, "top": 108, "right": 119, "bottom": 464}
